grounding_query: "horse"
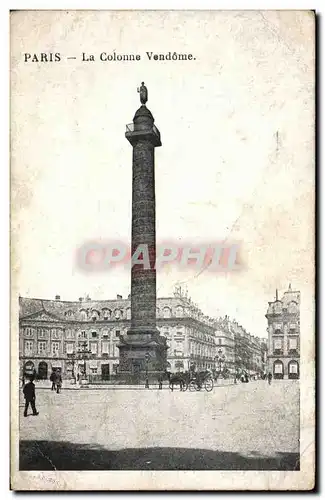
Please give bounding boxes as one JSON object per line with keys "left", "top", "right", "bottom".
{"left": 165, "top": 371, "right": 189, "bottom": 391}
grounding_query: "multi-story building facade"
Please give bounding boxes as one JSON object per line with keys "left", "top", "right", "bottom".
{"left": 214, "top": 316, "right": 235, "bottom": 374}
{"left": 19, "top": 290, "right": 217, "bottom": 381}
{"left": 213, "top": 316, "right": 267, "bottom": 377}
{"left": 265, "top": 285, "right": 300, "bottom": 379}
{"left": 19, "top": 286, "right": 270, "bottom": 381}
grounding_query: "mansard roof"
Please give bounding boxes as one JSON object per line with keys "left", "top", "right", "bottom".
{"left": 19, "top": 295, "right": 194, "bottom": 321}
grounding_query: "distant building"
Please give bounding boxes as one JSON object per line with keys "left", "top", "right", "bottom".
{"left": 265, "top": 285, "right": 300, "bottom": 379}
{"left": 19, "top": 290, "right": 216, "bottom": 381}
{"left": 214, "top": 316, "right": 235, "bottom": 374}
{"left": 214, "top": 316, "right": 267, "bottom": 376}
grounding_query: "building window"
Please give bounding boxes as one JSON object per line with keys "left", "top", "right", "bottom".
{"left": 90, "top": 368, "right": 98, "bottom": 374}
{"left": 288, "top": 337, "right": 298, "bottom": 353}
{"left": 38, "top": 328, "right": 45, "bottom": 338}
{"left": 288, "top": 301, "right": 298, "bottom": 314}
{"left": 102, "top": 330, "right": 109, "bottom": 338}
{"left": 218, "top": 339, "right": 222, "bottom": 345}
{"left": 116, "top": 330, "right": 120, "bottom": 337}
{"left": 273, "top": 360, "right": 284, "bottom": 375}
{"left": 92, "top": 310, "right": 100, "bottom": 321}
{"left": 114, "top": 309, "right": 121, "bottom": 320}
{"left": 79, "top": 331, "right": 87, "bottom": 339}
{"left": 78, "top": 341, "right": 88, "bottom": 351}
{"left": 288, "top": 360, "right": 299, "bottom": 376}
{"left": 52, "top": 329, "right": 59, "bottom": 339}
{"left": 66, "top": 329, "right": 75, "bottom": 340}
{"left": 25, "top": 327, "right": 33, "bottom": 336}
{"left": 38, "top": 341, "right": 47, "bottom": 354}
{"left": 102, "top": 341, "right": 109, "bottom": 355}
{"left": 24, "top": 340, "right": 33, "bottom": 355}
{"left": 176, "top": 305, "right": 184, "bottom": 317}
{"left": 163, "top": 307, "right": 171, "bottom": 318}
{"left": 80, "top": 310, "right": 87, "bottom": 321}
{"left": 102, "top": 309, "right": 111, "bottom": 320}
{"left": 90, "top": 343, "right": 97, "bottom": 355}
{"left": 92, "top": 331, "right": 97, "bottom": 338}
{"left": 52, "top": 341, "right": 60, "bottom": 355}
{"left": 66, "top": 343, "right": 74, "bottom": 355}
{"left": 273, "top": 338, "right": 283, "bottom": 354}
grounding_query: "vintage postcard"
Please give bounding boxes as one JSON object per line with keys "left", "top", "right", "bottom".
{"left": 10, "top": 10, "right": 315, "bottom": 490}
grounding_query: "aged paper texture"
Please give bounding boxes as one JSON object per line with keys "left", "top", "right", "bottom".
{"left": 10, "top": 10, "right": 315, "bottom": 490}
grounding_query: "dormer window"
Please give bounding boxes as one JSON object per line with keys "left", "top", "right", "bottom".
{"left": 114, "top": 309, "right": 123, "bottom": 320}
{"left": 80, "top": 310, "right": 87, "bottom": 321}
{"left": 91, "top": 310, "right": 100, "bottom": 322}
{"left": 102, "top": 308, "right": 111, "bottom": 320}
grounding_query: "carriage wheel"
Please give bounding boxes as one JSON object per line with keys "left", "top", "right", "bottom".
{"left": 204, "top": 377, "right": 214, "bottom": 392}
{"left": 182, "top": 382, "right": 188, "bottom": 392}
{"left": 189, "top": 380, "right": 197, "bottom": 392}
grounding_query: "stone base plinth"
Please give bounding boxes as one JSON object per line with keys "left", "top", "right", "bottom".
{"left": 117, "top": 332, "right": 168, "bottom": 383}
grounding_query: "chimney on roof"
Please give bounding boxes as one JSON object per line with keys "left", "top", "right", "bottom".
{"left": 288, "top": 283, "right": 292, "bottom": 291}
{"left": 55, "top": 295, "right": 60, "bottom": 301}
{"left": 276, "top": 289, "right": 278, "bottom": 301}
{"left": 117, "top": 294, "right": 122, "bottom": 299}
{"left": 79, "top": 297, "right": 83, "bottom": 302}
{"left": 128, "top": 294, "right": 131, "bottom": 300}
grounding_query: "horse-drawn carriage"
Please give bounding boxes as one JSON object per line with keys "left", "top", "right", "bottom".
{"left": 168, "top": 370, "right": 214, "bottom": 392}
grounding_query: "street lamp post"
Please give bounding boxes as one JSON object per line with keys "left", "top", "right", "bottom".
{"left": 78, "top": 340, "right": 91, "bottom": 381}
{"left": 145, "top": 351, "right": 150, "bottom": 389}
{"left": 215, "top": 349, "right": 226, "bottom": 380}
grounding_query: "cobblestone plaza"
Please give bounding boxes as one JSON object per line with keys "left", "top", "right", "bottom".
{"left": 19, "top": 380, "right": 299, "bottom": 470}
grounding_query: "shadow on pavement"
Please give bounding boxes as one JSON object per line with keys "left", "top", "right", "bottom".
{"left": 20, "top": 440, "right": 300, "bottom": 471}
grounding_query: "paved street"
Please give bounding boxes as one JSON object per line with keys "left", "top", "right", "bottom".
{"left": 19, "top": 380, "right": 299, "bottom": 470}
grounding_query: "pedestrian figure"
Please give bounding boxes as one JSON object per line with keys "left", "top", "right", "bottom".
{"left": 23, "top": 378, "right": 39, "bottom": 417}
{"left": 55, "top": 372, "right": 62, "bottom": 393}
{"left": 267, "top": 372, "right": 272, "bottom": 385}
{"left": 50, "top": 371, "right": 56, "bottom": 391}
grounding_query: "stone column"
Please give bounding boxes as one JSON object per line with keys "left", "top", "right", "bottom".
{"left": 118, "top": 90, "right": 167, "bottom": 379}
{"left": 130, "top": 124, "right": 158, "bottom": 334}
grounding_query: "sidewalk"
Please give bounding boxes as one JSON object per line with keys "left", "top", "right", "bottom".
{"left": 32, "top": 378, "right": 236, "bottom": 390}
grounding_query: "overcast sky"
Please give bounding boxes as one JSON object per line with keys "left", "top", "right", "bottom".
{"left": 11, "top": 10, "right": 314, "bottom": 337}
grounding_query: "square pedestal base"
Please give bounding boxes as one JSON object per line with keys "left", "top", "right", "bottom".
{"left": 117, "top": 333, "right": 168, "bottom": 384}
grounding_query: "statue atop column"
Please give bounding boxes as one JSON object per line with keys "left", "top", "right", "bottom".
{"left": 137, "top": 82, "right": 148, "bottom": 105}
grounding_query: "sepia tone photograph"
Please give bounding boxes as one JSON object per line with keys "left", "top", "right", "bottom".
{"left": 10, "top": 10, "right": 315, "bottom": 490}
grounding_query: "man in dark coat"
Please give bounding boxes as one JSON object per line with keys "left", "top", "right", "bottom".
{"left": 23, "top": 379, "right": 39, "bottom": 417}
{"left": 55, "top": 371, "right": 62, "bottom": 394}
{"left": 50, "top": 371, "right": 56, "bottom": 391}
